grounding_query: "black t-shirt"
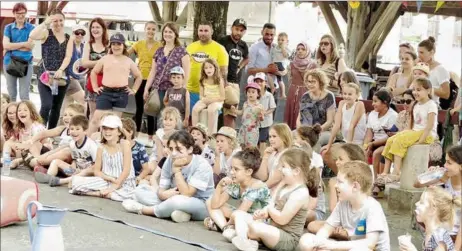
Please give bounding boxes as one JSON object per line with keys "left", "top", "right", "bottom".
{"left": 217, "top": 35, "right": 249, "bottom": 83}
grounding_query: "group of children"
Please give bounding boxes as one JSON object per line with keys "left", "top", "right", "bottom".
{"left": 1, "top": 86, "right": 461, "bottom": 251}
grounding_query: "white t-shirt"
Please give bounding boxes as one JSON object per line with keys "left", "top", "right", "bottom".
{"left": 69, "top": 136, "right": 98, "bottom": 169}
{"left": 412, "top": 99, "right": 438, "bottom": 138}
{"left": 429, "top": 65, "right": 450, "bottom": 104}
{"left": 327, "top": 197, "right": 390, "bottom": 251}
{"left": 259, "top": 91, "right": 277, "bottom": 128}
{"left": 367, "top": 109, "right": 398, "bottom": 141}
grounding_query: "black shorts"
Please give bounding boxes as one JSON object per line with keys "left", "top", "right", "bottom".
{"left": 96, "top": 86, "right": 129, "bottom": 111}
{"left": 259, "top": 127, "right": 270, "bottom": 143}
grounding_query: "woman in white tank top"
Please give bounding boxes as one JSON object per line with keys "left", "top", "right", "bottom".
{"left": 341, "top": 101, "right": 366, "bottom": 144}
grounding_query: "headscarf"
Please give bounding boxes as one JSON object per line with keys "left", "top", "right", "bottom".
{"left": 292, "top": 42, "right": 316, "bottom": 72}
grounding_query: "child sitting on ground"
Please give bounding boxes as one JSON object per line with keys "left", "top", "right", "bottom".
{"left": 1, "top": 102, "right": 17, "bottom": 156}
{"left": 23, "top": 103, "right": 85, "bottom": 171}
{"left": 163, "top": 66, "right": 190, "bottom": 128}
{"left": 399, "top": 186, "right": 459, "bottom": 251}
{"left": 121, "top": 118, "right": 150, "bottom": 184}
{"left": 300, "top": 161, "right": 390, "bottom": 251}
{"left": 70, "top": 115, "right": 136, "bottom": 201}
{"left": 230, "top": 148, "right": 319, "bottom": 251}
{"left": 204, "top": 147, "right": 271, "bottom": 240}
{"left": 34, "top": 115, "right": 98, "bottom": 187}
{"left": 212, "top": 126, "right": 241, "bottom": 186}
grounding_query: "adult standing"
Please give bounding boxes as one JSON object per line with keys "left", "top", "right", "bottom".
{"left": 81, "top": 17, "right": 109, "bottom": 120}
{"left": 284, "top": 42, "right": 317, "bottom": 130}
{"left": 128, "top": 21, "right": 162, "bottom": 144}
{"left": 144, "top": 22, "right": 190, "bottom": 132}
{"left": 297, "top": 69, "right": 336, "bottom": 151}
{"left": 417, "top": 36, "right": 450, "bottom": 104}
{"left": 316, "top": 34, "right": 347, "bottom": 96}
{"left": 2, "top": 3, "right": 35, "bottom": 102}
{"left": 186, "top": 21, "right": 228, "bottom": 112}
{"left": 60, "top": 25, "right": 86, "bottom": 117}
{"left": 29, "top": 9, "right": 74, "bottom": 129}
{"left": 217, "top": 18, "right": 249, "bottom": 128}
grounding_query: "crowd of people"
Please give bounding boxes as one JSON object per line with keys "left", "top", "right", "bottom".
{"left": 1, "top": 3, "right": 462, "bottom": 251}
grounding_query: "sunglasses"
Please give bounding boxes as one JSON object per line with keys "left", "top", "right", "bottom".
{"left": 398, "top": 99, "right": 413, "bottom": 105}
{"left": 74, "top": 30, "right": 86, "bottom": 36}
{"left": 319, "top": 41, "right": 330, "bottom": 47}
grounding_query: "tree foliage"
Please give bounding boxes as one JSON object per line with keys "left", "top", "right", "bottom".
{"left": 193, "top": 1, "right": 230, "bottom": 41}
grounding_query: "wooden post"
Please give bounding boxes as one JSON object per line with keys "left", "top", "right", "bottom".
{"left": 37, "top": 1, "right": 49, "bottom": 24}
{"left": 163, "top": 1, "right": 179, "bottom": 22}
{"left": 346, "top": 3, "right": 369, "bottom": 68}
{"left": 56, "top": 1, "right": 68, "bottom": 12}
{"left": 148, "top": 2, "right": 162, "bottom": 23}
{"left": 366, "top": 2, "right": 389, "bottom": 35}
{"left": 318, "top": 2, "right": 345, "bottom": 46}
{"left": 48, "top": 1, "right": 58, "bottom": 13}
{"left": 354, "top": 2, "right": 401, "bottom": 69}
{"left": 373, "top": 11, "right": 400, "bottom": 55}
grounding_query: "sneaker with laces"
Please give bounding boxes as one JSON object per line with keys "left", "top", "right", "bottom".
{"left": 222, "top": 228, "right": 237, "bottom": 242}
{"left": 122, "top": 199, "right": 143, "bottom": 214}
{"left": 232, "top": 236, "right": 259, "bottom": 251}
{"left": 170, "top": 210, "right": 191, "bottom": 223}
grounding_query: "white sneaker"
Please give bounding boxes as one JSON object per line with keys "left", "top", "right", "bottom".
{"left": 232, "top": 236, "right": 259, "bottom": 251}
{"left": 122, "top": 199, "right": 143, "bottom": 214}
{"left": 170, "top": 210, "right": 191, "bottom": 223}
{"left": 144, "top": 141, "right": 154, "bottom": 148}
{"left": 222, "top": 228, "right": 237, "bottom": 242}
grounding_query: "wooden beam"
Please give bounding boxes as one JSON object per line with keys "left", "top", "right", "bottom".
{"left": 56, "top": 1, "right": 68, "bottom": 12}
{"left": 345, "top": 3, "right": 369, "bottom": 68}
{"left": 149, "top": 2, "right": 162, "bottom": 22}
{"left": 355, "top": 2, "right": 401, "bottom": 69}
{"left": 176, "top": 2, "right": 191, "bottom": 25}
{"left": 37, "top": 1, "right": 49, "bottom": 24}
{"left": 373, "top": 11, "right": 400, "bottom": 55}
{"left": 366, "top": 2, "right": 389, "bottom": 35}
{"left": 318, "top": 1, "right": 345, "bottom": 46}
{"left": 162, "top": 1, "right": 178, "bottom": 22}
{"left": 48, "top": 1, "right": 58, "bottom": 13}
{"left": 335, "top": 1, "right": 348, "bottom": 23}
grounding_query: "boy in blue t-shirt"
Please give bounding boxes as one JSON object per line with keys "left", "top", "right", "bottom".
{"left": 121, "top": 118, "right": 149, "bottom": 183}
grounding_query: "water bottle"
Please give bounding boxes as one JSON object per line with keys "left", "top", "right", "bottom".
{"left": 2, "top": 151, "right": 11, "bottom": 176}
{"left": 51, "top": 81, "right": 58, "bottom": 96}
{"left": 417, "top": 167, "right": 446, "bottom": 184}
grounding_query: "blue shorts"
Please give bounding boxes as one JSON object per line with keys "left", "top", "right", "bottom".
{"left": 189, "top": 92, "right": 200, "bottom": 114}
{"left": 96, "top": 87, "right": 129, "bottom": 111}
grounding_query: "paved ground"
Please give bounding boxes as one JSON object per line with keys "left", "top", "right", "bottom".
{"left": 1, "top": 75, "right": 423, "bottom": 250}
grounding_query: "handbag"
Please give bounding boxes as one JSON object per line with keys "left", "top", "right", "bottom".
{"left": 144, "top": 48, "right": 174, "bottom": 116}
{"left": 39, "top": 60, "right": 68, "bottom": 87}
{"left": 5, "top": 27, "right": 29, "bottom": 78}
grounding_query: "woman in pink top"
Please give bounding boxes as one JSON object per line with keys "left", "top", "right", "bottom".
{"left": 87, "top": 33, "right": 142, "bottom": 135}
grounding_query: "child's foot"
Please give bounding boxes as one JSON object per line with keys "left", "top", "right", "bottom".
{"left": 171, "top": 210, "right": 191, "bottom": 223}
{"left": 222, "top": 225, "right": 237, "bottom": 242}
{"left": 49, "top": 177, "right": 61, "bottom": 187}
{"left": 122, "top": 199, "right": 143, "bottom": 214}
{"left": 280, "top": 94, "right": 287, "bottom": 100}
{"left": 204, "top": 217, "right": 218, "bottom": 231}
{"left": 231, "top": 236, "right": 259, "bottom": 251}
{"left": 34, "top": 172, "right": 52, "bottom": 184}
{"left": 33, "top": 165, "right": 48, "bottom": 174}
{"left": 10, "top": 158, "right": 23, "bottom": 169}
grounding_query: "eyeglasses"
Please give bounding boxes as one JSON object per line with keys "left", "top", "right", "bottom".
{"left": 398, "top": 99, "right": 413, "bottom": 105}
{"left": 74, "top": 30, "right": 86, "bottom": 36}
{"left": 14, "top": 12, "right": 26, "bottom": 15}
{"left": 319, "top": 41, "right": 330, "bottom": 47}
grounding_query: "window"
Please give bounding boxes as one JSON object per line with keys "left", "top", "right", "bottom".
{"left": 427, "top": 15, "right": 440, "bottom": 39}
{"left": 401, "top": 13, "right": 413, "bottom": 28}
{"left": 453, "top": 18, "right": 461, "bottom": 47}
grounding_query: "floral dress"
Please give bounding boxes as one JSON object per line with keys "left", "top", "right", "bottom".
{"left": 237, "top": 102, "right": 263, "bottom": 147}
{"left": 226, "top": 183, "right": 271, "bottom": 214}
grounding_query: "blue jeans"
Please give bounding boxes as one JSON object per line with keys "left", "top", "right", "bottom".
{"left": 38, "top": 80, "right": 69, "bottom": 129}
{"left": 4, "top": 63, "right": 33, "bottom": 101}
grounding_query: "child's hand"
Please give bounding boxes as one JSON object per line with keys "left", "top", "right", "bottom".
{"left": 220, "top": 177, "right": 233, "bottom": 187}
{"left": 164, "top": 187, "right": 179, "bottom": 199}
{"left": 253, "top": 207, "right": 268, "bottom": 220}
{"left": 230, "top": 105, "right": 237, "bottom": 113}
{"left": 264, "top": 146, "right": 274, "bottom": 156}
{"left": 399, "top": 241, "right": 418, "bottom": 251}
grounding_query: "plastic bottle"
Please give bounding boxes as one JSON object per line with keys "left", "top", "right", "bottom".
{"left": 417, "top": 167, "right": 446, "bottom": 184}
{"left": 2, "top": 151, "right": 11, "bottom": 176}
{"left": 51, "top": 81, "right": 58, "bottom": 95}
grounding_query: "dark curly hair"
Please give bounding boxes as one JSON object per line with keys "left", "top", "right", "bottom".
{"left": 167, "top": 130, "right": 202, "bottom": 155}
{"left": 296, "top": 124, "right": 322, "bottom": 147}
{"left": 232, "top": 147, "right": 261, "bottom": 175}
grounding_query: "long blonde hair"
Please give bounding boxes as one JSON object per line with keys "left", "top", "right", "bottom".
{"left": 270, "top": 123, "right": 293, "bottom": 149}
{"left": 424, "top": 186, "right": 462, "bottom": 228}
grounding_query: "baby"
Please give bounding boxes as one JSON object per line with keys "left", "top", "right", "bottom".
{"left": 269, "top": 32, "right": 290, "bottom": 100}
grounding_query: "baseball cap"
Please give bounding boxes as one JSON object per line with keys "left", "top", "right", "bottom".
{"left": 72, "top": 24, "right": 86, "bottom": 33}
{"left": 110, "top": 33, "right": 126, "bottom": 44}
{"left": 101, "top": 115, "right": 123, "bottom": 129}
{"left": 412, "top": 62, "right": 430, "bottom": 76}
{"left": 232, "top": 18, "right": 247, "bottom": 30}
{"left": 170, "top": 66, "right": 185, "bottom": 75}
{"left": 246, "top": 82, "right": 261, "bottom": 91}
{"left": 212, "top": 126, "right": 237, "bottom": 141}
{"left": 254, "top": 72, "right": 266, "bottom": 81}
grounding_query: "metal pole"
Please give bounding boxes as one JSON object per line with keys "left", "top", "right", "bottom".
{"left": 268, "top": 2, "right": 272, "bottom": 23}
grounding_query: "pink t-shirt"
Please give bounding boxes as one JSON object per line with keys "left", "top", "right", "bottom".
{"left": 18, "top": 122, "right": 46, "bottom": 143}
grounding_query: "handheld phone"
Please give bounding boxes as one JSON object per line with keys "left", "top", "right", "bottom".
{"left": 383, "top": 124, "right": 399, "bottom": 133}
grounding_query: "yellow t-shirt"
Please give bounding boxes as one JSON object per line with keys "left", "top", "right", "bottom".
{"left": 186, "top": 41, "right": 228, "bottom": 94}
{"left": 132, "top": 40, "right": 162, "bottom": 79}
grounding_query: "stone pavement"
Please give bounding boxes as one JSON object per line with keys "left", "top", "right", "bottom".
{"left": 1, "top": 169, "right": 423, "bottom": 251}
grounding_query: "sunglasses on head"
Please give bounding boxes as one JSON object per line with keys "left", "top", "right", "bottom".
{"left": 398, "top": 99, "right": 413, "bottom": 105}
{"left": 319, "top": 41, "right": 330, "bottom": 47}
{"left": 74, "top": 30, "right": 86, "bottom": 36}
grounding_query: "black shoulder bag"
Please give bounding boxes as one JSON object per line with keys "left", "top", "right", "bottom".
{"left": 6, "top": 26, "right": 29, "bottom": 78}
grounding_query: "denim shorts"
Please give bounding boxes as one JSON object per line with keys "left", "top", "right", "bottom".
{"left": 259, "top": 127, "right": 269, "bottom": 143}
{"left": 96, "top": 86, "right": 129, "bottom": 111}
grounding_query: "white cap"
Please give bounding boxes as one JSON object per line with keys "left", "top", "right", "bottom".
{"left": 101, "top": 115, "right": 122, "bottom": 129}
{"left": 72, "top": 24, "right": 86, "bottom": 32}
{"left": 254, "top": 72, "right": 266, "bottom": 81}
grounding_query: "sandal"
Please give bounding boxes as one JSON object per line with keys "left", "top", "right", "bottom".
{"left": 372, "top": 184, "right": 385, "bottom": 198}
{"left": 21, "top": 150, "right": 35, "bottom": 168}
{"left": 203, "top": 217, "right": 218, "bottom": 231}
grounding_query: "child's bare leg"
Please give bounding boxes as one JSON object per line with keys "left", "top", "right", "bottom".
{"left": 149, "top": 166, "right": 162, "bottom": 190}
{"left": 305, "top": 210, "right": 317, "bottom": 226}
{"left": 192, "top": 102, "right": 206, "bottom": 126}
{"left": 206, "top": 199, "right": 232, "bottom": 230}
{"left": 207, "top": 102, "right": 222, "bottom": 134}
{"left": 231, "top": 210, "right": 255, "bottom": 238}
{"left": 266, "top": 74, "right": 275, "bottom": 93}
{"left": 31, "top": 147, "right": 71, "bottom": 167}
{"left": 392, "top": 155, "right": 403, "bottom": 175}
{"left": 247, "top": 221, "right": 280, "bottom": 248}
{"left": 382, "top": 157, "right": 392, "bottom": 175}
{"left": 279, "top": 79, "right": 286, "bottom": 99}
{"left": 307, "top": 220, "right": 325, "bottom": 233}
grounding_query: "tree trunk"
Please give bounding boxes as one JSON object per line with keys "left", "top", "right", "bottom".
{"left": 193, "top": 1, "right": 229, "bottom": 41}
{"left": 345, "top": 3, "right": 369, "bottom": 69}
{"left": 162, "top": 1, "right": 179, "bottom": 22}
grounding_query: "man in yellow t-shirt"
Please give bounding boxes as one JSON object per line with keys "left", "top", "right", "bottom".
{"left": 187, "top": 21, "right": 228, "bottom": 111}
